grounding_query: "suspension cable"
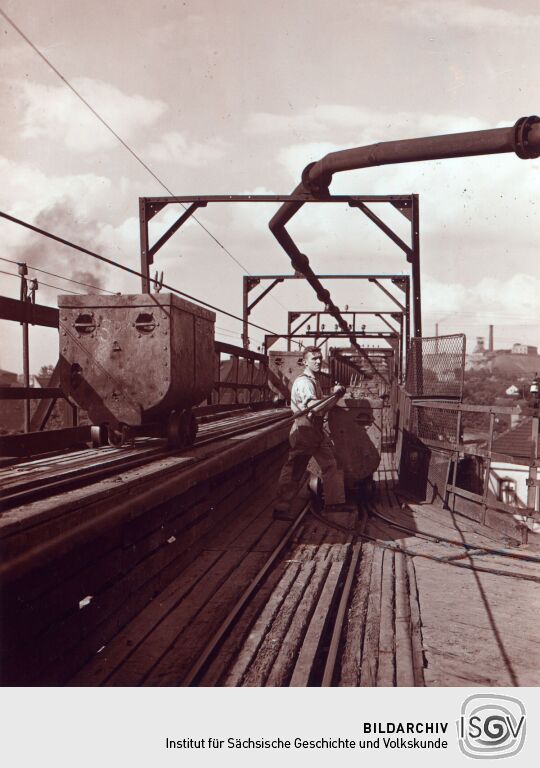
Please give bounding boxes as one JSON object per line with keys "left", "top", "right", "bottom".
{"left": 0, "top": 6, "right": 289, "bottom": 315}
{"left": 0, "top": 255, "right": 116, "bottom": 294}
{"left": 0, "top": 267, "right": 79, "bottom": 294}
{"left": 0, "top": 209, "right": 280, "bottom": 336}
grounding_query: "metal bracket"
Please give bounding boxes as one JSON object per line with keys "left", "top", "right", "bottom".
{"left": 391, "top": 277, "right": 409, "bottom": 293}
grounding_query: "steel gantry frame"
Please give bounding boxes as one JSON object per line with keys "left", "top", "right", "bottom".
{"left": 242, "top": 274, "right": 409, "bottom": 372}
{"left": 242, "top": 274, "right": 409, "bottom": 348}
{"left": 283, "top": 309, "right": 405, "bottom": 379}
{"left": 265, "top": 329, "right": 399, "bottom": 386}
{"left": 137, "top": 194, "right": 421, "bottom": 339}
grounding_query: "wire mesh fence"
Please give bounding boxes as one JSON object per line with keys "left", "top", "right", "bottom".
{"left": 410, "top": 403, "right": 460, "bottom": 445}
{"left": 405, "top": 333, "right": 465, "bottom": 398}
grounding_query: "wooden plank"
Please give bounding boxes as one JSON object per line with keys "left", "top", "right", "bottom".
{"left": 0, "top": 386, "right": 65, "bottom": 400}
{"left": 231, "top": 560, "right": 319, "bottom": 687}
{"left": 289, "top": 558, "right": 346, "bottom": 687}
{"left": 265, "top": 560, "right": 334, "bottom": 686}
{"left": 149, "top": 551, "right": 270, "bottom": 685}
{"left": 359, "top": 545, "right": 383, "bottom": 687}
{"left": 105, "top": 549, "right": 249, "bottom": 686}
{"left": 89, "top": 484, "right": 280, "bottom": 685}
{"left": 0, "top": 426, "right": 91, "bottom": 458}
{"left": 376, "top": 548, "right": 395, "bottom": 686}
{"left": 224, "top": 561, "right": 302, "bottom": 686}
{"left": 200, "top": 563, "right": 289, "bottom": 686}
{"left": 394, "top": 551, "right": 414, "bottom": 687}
{"left": 412, "top": 400, "right": 520, "bottom": 415}
{"left": 339, "top": 543, "right": 374, "bottom": 686}
{"left": 4, "top": 453, "right": 283, "bottom": 684}
{"left": 206, "top": 527, "right": 328, "bottom": 686}
{"left": 406, "top": 556, "right": 425, "bottom": 686}
{"left": 414, "top": 558, "right": 540, "bottom": 686}
{"left": 69, "top": 549, "right": 224, "bottom": 685}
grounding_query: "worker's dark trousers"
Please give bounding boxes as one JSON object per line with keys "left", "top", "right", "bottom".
{"left": 276, "top": 431, "right": 340, "bottom": 510}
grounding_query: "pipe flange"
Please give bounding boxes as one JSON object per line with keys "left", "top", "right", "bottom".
{"left": 513, "top": 115, "right": 540, "bottom": 159}
{"left": 291, "top": 253, "right": 310, "bottom": 272}
{"left": 301, "top": 161, "right": 331, "bottom": 196}
{"left": 317, "top": 288, "right": 331, "bottom": 304}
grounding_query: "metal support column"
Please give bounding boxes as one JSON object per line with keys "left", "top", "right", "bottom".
{"left": 18, "top": 264, "right": 30, "bottom": 432}
{"left": 139, "top": 199, "right": 151, "bottom": 294}
{"left": 242, "top": 276, "right": 249, "bottom": 349}
{"left": 411, "top": 195, "right": 422, "bottom": 337}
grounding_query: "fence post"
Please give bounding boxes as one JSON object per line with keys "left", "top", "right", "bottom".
{"left": 448, "top": 409, "right": 463, "bottom": 513}
{"left": 480, "top": 412, "right": 495, "bottom": 525}
{"left": 525, "top": 412, "right": 539, "bottom": 544}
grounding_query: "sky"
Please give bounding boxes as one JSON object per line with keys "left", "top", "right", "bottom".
{"left": 0, "top": 0, "right": 539, "bottom": 373}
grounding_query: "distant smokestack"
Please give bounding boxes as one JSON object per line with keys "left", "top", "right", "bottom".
{"left": 489, "top": 325, "right": 494, "bottom": 352}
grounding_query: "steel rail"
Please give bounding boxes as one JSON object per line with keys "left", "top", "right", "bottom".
{"left": 1, "top": 393, "right": 339, "bottom": 510}
{"left": 182, "top": 500, "right": 312, "bottom": 686}
{"left": 320, "top": 505, "right": 369, "bottom": 687}
{"left": 0, "top": 410, "right": 291, "bottom": 510}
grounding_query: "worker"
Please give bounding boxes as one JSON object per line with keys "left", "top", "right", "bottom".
{"left": 273, "top": 346, "right": 346, "bottom": 520}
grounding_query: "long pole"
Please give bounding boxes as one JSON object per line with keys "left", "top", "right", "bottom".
{"left": 18, "top": 263, "right": 30, "bottom": 432}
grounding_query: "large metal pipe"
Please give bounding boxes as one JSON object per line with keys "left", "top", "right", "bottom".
{"left": 269, "top": 116, "right": 540, "bottom": 350}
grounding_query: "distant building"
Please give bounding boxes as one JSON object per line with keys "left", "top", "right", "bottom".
{"left": 512, "top": 343, "right": 538, "bottom": 355}
{"left": 0, "top": 368, "right": 23, "bottom": 432}
{"left": 473, "top": 337, "right": 486, "bottom": 354}
{"left": 0, "top": 369, "right": 18, "bottom": 387}
{"left": 466, "top": 335, "right": 540, "bottom": 375}
{"left": 487, "top": 418, "right": 538, "bottom": 527}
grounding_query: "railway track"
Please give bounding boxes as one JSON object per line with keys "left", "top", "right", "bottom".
{"left": 170, "top": 452, "right": 540, "bottom": 687}
{"left": 174, "top": 499, "right": 362, "bottom": 687}
{"left": 0, "top": 407, "right": 289, "bottom": 510}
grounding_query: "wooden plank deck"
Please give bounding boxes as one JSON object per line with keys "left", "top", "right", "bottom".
{"left": 65, "top": 448, "right": 540, "bottom": 687}
{"left": 345, "top": 450, "right": 540, "bottom": 687}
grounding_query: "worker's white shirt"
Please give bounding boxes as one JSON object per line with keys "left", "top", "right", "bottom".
{"left": 290, "top": 372, "right": 323, "bottom": 414}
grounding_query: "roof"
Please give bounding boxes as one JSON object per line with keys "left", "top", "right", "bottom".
{"left": 0, "top": 369, "right": 18, "bottom": 385}
{"left": 491, "top": 418, "right": 534, "bottom": 459}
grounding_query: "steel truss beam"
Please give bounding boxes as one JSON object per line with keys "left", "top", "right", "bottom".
{"left": 138, "top": 194, "right": 420, "bottom": 345}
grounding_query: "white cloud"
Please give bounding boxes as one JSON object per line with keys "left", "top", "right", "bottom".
{"left": 247, "top": 105, "right": 487, "bottom": 141}
{"left": 18, "top": 77, "right": 168, "bottom": 153}
{"left": 423, "top": 272, "right": 540, "bottom": 327}
{"left": 388, "top": 0, "right": 540, "bottom": 30}
{"left": 0, "top": 156, "right": 143, "bottom": 303}
{"left": 147, "top": 131, "right": 228, "bottom": 167}
{"left": 0, "top": 156, "right": 114, "bottom": 223}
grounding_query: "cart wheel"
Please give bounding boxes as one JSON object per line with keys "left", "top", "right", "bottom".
{"left": 183, "top": 411, "right": 198, "bottom": 446}
{"left": 90, "top": 424, "right": 108, "bottom": 448}
{"left": 167, "top": 409, "right": 198, "bottom": 448}
{"left": 108, "top": 423, "right": 130, "bottom": 448}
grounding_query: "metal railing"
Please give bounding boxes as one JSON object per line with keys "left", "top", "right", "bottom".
{"left": 212, "top": 341, "right": 272, "bottom": 405}
{"left": 397, "top": 391, "right": 539, "bottom": 542}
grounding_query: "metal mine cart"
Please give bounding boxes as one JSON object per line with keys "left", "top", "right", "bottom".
{"left": 268, "top": 350, "right": 332, "bottom": 399}
{"left": 58, "top": 293, "right": 215, "bottom": 447}
{"left": 327, "top": 394, "right": 382, "bottom": 491}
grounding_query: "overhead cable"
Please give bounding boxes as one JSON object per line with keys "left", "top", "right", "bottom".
{"left": 0, "top": 267, "right": 79, "bottom": 294}
{"left": 0, "top": 209, "right": 280, "bottom": 336}
{"left": 0, "top": 5, "right": 284, "bottom": 294}
{"left": 0, "top": 255, "right": 116, "bottom": 294}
